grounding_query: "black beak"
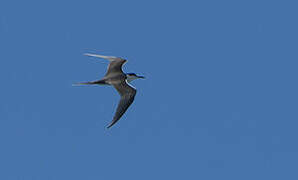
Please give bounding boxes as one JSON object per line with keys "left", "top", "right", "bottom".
{"left": 138, "top": 75, "right": 145, "bottom": 79}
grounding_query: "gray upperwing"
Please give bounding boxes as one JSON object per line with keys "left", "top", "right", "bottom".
{"left": 106, "top": 60, "right": 126, "bottom": 77}
{"left": 107, "top": 81, "right": 137, "bottom": 128}
{"left": 84, "top": 53, "right": 126, "bottom": 77}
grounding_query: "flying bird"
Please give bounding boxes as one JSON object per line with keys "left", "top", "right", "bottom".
{"left": 74, "top": 53, "right": 145, "bottom": 128}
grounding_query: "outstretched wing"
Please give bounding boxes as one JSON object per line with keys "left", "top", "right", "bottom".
{"left": 84, "top": 53, "right": 126, "bottom": 77}
{"left": 107, "top": 81, "right": 137, "bottom": 128}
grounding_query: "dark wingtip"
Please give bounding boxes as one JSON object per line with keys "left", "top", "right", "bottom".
{"left": 106, "top": 122, "right": 116, "bottom": 129}
{"left": 106, "top": 125, "right": 112, "bottom": 129}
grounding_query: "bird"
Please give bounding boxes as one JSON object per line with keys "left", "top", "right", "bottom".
{"left": 74, "top": 53, "right": 145, "bottom": 128}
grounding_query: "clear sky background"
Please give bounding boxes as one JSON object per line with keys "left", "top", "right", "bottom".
{"left": 0, "top": 0, "right": 297, "bottom": 179}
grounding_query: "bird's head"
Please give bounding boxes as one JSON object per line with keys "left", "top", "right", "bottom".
{"left": 126, "top": 73, "right": 145, "bottom": 83}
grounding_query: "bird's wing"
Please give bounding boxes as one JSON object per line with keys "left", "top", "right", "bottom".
{"left": 107, "top": 81, "right": 137, "bottom": 128}
{"left": 84, "top": 53, "right": 126, "bottom": 76}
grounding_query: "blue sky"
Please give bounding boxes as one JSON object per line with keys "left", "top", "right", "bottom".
{"left": 0, "top": 0, "right": 298, "bottom": 179}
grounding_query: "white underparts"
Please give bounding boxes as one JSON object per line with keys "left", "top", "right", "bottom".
{"left": 125, "top": 80, "right": 136, "bottom": 89}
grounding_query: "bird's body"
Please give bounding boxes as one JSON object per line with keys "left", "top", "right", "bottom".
{"left": 74, "top": 53, "right": 144, "bottom": 128}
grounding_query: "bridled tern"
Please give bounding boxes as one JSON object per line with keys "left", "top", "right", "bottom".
{"left": 74, "top": 53, "right": 145, "bottom": 128}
